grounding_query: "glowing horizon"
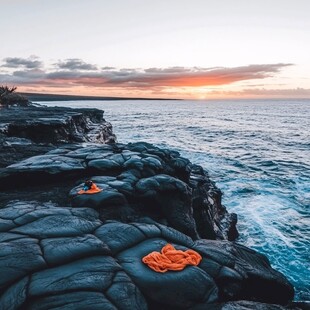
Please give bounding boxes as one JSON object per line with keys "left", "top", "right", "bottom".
{"left": 1, "top": 0, "right": 309, "bottom": 99}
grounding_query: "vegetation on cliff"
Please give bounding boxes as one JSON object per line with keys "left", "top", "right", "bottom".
{"left": 0, "top": 85, "right": 29, "bottom": 106}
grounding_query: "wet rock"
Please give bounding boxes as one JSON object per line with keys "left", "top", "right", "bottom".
{"left": 192, "top": 300, "right": 302, "bottom": 310}
{"left": 0, "top": 105, "right": 116, "bottom": 169}
{"left": 0, "top": 105, "right": 116, "bottom": 144}
{"left": 117, "top": 238, "right": 218, "bottom": 308}
{"left": 41, "top": 234, "right": 110, "bottom": 265}
{"left": 0, "top": 142, "right": 237, "bottom": 241}
{"left": 29, "top": 291, "right": 116, "bottom": 310}
{"left": 71, "top": 189, "right": 128, "bottom": 209}
{"left": 0, "top": 202, "right": 294, "bottom": 309}
{"left": 0, "top": 240, "right": 46, "bottom": 288}
{"left": 193, "top": 240, "right": 294, "bottom": 304}
{"left": 0, "top": 104, "right": 299, "bottom": 309}
{"left": 28, "top": 256, "right": 120, "bottom": 295}
{"left": 88, "top": 158, "right": 122, "bottom": 171}
{"left": 0, "top": 133, "right": 55, "bottom": 168}
{"left": 8, "top": 155, "right": 85, "bottom": 173}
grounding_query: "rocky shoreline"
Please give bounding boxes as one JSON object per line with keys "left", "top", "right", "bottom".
{"left": 0, "top": 103, "right": 305, "bottom": 309}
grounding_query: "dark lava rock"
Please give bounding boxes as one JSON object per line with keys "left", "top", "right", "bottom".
{"left": 0, "top": 105, "right": 116, "bottom": 145}
{"left": 0, "top": 109, "right": 297, "bottom": 309}
{"left": 0, "top": 133, "right": 55, "bottom": 168}
{"left": 0, "top": 105, "right": 116, "bottom": 168}
{"left": 0, "top": 142, "right": 237, "bottom": 241}
{"left": 192, "top": 300, "right": 303, "bottom": 310}
{"left": 0, "top": 202, "right": 294, "bottom": 309}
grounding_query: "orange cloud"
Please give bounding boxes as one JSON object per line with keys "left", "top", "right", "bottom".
{"left": 0, "top": 57, "right": 298, "bottom": 98}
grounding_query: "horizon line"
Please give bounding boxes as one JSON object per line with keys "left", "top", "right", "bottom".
{"left": 21, "top": 91, "right": 310, "bottom": 102}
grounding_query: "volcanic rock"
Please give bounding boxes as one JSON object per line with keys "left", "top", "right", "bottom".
{"left": 0, "top": 105, "right": 298, "bottom": 309}
{"left": 0, "top": 105, "right": 116, "bottom": 168}
{"left": 0, "top": 142, "right": 237, "bottom": 241}
{"left": 0, "top": 202, "right": 295, "bottom": 309}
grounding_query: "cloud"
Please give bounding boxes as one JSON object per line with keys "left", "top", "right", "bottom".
{"left": 1, "top": 56, "right": 42, "bottom": 69}
{"left": 144, "top": 67, "right": 191, "bottom": 73}
{"left": 13, "top": 69, "right": 46, "bottom": 79}
{"left": 241, "top": 87, "right": 310, "bottom": 97}
{"left": 0, "top": 57, "right": 296, "bottom": 98}
{"left": 47, "top": 63, "right": 292, "bottom": 88}
{"left": 55, "top": 58, "right": 98, "bottom": 71}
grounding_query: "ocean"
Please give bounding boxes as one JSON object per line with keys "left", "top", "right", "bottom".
{"left": 40, "top": 99, "right": 310, "bottom": 300}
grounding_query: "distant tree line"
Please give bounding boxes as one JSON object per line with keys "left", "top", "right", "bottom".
{"left": 0, "top": 85, "right": 29, "bottom": 106}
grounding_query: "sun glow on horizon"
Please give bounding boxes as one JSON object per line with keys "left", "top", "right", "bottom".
{"left": 2, "top": 59, "right": 309, "bottom": 99}
{"left": 0, "top": 0, "right": 309, "bottom": 99}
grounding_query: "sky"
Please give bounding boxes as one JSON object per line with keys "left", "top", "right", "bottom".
{"left": 1, "top": 0, "right": 310, "bottom": 99}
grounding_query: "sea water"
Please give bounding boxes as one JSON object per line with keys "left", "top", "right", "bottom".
{"left": 40, "top": 99, "right": 310, "bottom": 300}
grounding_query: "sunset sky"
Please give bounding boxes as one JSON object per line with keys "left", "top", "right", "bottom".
{"left": 1, "top": 0, "right": 310, "bottom": 99}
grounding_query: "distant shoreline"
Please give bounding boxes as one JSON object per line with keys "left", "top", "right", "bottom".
{"left": 21, "top": 92, "right": 181, "bottom": 102}
{"left": 18, "top": 93, "right": 310, "bottom": 102}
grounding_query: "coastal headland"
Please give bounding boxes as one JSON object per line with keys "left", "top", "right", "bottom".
{"left": 0, "top": 98, "right": 305, "bottom": 309}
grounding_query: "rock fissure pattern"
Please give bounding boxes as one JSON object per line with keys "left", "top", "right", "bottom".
{"left": 0, "top": 141, "right": 298, "bottom": 309}
{"left": 1, "top": 142, "right": 237, "bottom": 241}
{"left": 0, "top": 202, "right": 294, "bottom": 309}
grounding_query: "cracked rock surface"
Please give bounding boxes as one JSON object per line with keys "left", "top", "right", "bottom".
{"left": 0, "top": 135, "right": 297, "bottom": 309}
{"left": 0, "top": 202, "right": 294, "bottom": 309}
{"left": 0, "top": 105, "right": 116, "bottom": 168}
{"left": 1, "top": 142, "right": 237, "bottom": 241}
